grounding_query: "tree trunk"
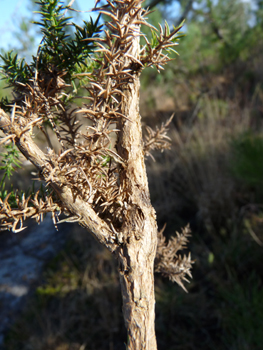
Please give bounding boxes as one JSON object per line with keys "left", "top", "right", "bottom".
{"left": 118, "top": 221, "right": 157, "bottom": 350}
{"left": 116, "top": 20, "right": 158, "bottom": 349}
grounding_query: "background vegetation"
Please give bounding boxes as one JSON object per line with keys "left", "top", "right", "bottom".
{"left": 1, "top": 0, "right": 263, "bottom": 349}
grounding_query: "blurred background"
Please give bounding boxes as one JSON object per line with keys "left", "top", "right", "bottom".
{"left": 1, "top": 0, "right": 263, "bottom": 349}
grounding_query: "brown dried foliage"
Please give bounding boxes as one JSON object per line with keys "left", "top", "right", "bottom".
{"left": 155, "top": 224, "right": 193, "bottom": 292}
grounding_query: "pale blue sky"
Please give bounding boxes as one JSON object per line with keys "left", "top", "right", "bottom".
{"left": 0, "top": 0, "right": 96, "bottom": 52}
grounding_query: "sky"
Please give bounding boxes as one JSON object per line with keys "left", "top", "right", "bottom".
{"left": 0, "top": 0, "right": 256, "bottom": 53}
{"left": 0, "top": 0, "right": 96, "bottom": 52}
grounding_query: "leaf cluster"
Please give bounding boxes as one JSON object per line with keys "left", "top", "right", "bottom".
{"left": 230, "top": 132, "right": 263, "bottom": 193}
{"left": 33, "top": 0, "right": 102, "bottom": 77}
{"left": 0, "top": 143, "right": 21, "bottom": 207}
{"left": 0, "top": 52, "right": 32, "bottom": 87}
{"left": 0, "top": 143, "right": 21, "bottom": 182}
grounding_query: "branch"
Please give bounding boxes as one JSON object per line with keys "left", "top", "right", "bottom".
{"left": 176, "top": 0, "right": 194, "bottom": 27}
{"left": 0, "top": 108, "right": 118, "bottom": 253}
{"left": 140, "top": 20, "right": 184, "bottom": 71}
{"left": 147, "top": 0, "right": 171, "bottom": 9}
{"left": 0, "top": 191, "right": 59, "bottom": 233}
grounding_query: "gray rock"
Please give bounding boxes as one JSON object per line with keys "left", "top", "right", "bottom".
{"left": 0, "top": 215, "right": 69, "bottom": 347}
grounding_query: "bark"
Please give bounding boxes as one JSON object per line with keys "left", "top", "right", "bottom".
{"left": 116, "top": 24, "right": 158, "bottom": 350}
{"left": 118, "top": 230, "right": 157, "bottom": 350}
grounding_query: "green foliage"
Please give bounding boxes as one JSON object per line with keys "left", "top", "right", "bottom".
{"left": 256, "top": 0, "right": 263, "bottom": 25}
{"left": 0, "top": 143, "right": 21, "bottom": 184}
{"left": 230, "top": 132, "right": 263, "bottom": 193}
{"left": 0, "top": 78, "right": 12, "bottom": 111}
{"left": 0, "top": 51, "right": 32, "bottom": 86}
{"left": 0, "top": 0, "right": 102, "bottom": 106}
{"left": 0, "top": 143, "right": 21, "bottom": 205}
{"left": 219, "top": 273, "right": 263, "bottom": 350}
{"left": 143, "top": 0, "right": 262, "bottom": 77}
{"left": 33, "top": 0, "right": 102, "bottom": 77}
{"left": 212, "top": 0, "right": 252, "bottom": 65}
{"left": 176, "top": 21, "right": 204, "bottom": 71}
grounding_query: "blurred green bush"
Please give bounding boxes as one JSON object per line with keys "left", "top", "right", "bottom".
{"left": 230, "top": 132, "right": 263, "bottom": 196}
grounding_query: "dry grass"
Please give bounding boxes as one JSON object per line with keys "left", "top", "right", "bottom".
{"left": 145, "top": 86, "right": 263, "bottom": 234}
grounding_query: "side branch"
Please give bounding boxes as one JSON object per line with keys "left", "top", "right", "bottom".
{"left": 0, "top": 109, "right": 117, "bottom": 253}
